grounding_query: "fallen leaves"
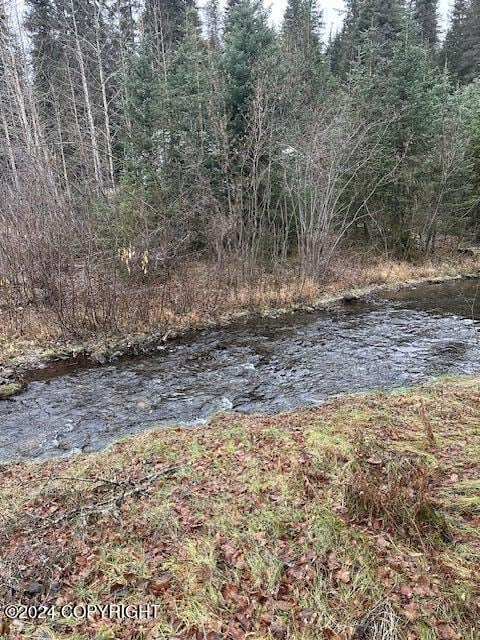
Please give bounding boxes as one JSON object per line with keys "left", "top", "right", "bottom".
{"left": 437, "top": 623, "right": 460, "bottom": 639}
{"left": 334, "top": 568, "right": 351, "bottom": 584}
{"left": 413, "top": 575, "right": 431, "bottom": 596}
{"left": 323, "top": 628, "right": 344, "bottom": 640}
{"left": 0, "top": 378, "right": 478, "bottom": 640}
{"left": 270, "top": 621, "right": 287, "bottom": 639}
{"left": 403, "top": 601, "right": 420, "bottom": 621}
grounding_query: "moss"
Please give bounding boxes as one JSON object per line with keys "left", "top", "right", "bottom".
{"left": 0, "top": 382, "right": 23, "bottom": 399}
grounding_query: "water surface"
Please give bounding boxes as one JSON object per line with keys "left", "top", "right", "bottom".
{"left": 1, "top": 278, "right": 479, "bottom": 462}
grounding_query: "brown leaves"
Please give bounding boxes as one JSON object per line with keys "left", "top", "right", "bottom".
{"left": 403, "top": 601, "right": 420, "bottom": 621}
{"left": 413, "top": 575, "right": 431, "bottom": 596}
{"left": 1, "top": 379, "right": 478, "bottom": 640}
{"left": 323, "top": 550, "right": 351, "bottom": 586}
{"left": 149, "top": 573, "right": 171, "bottom": 595}
{"left": 219, "top": 540, "right": 247, "bottom": 570}
{"left": 298, "top": 608, "right": 317, "bottom": 627}
{"left": 334, "top": 569, "right": 351, "bottom": 584}
{"left": 437, "top": 623, "right": 460, "bottom": 639}
{"left": 326, "top": 550, "right": 340, "bottom": 571}
{"left": 225, "top": 623, "right": 247, "bottom": 640}
{"left": 323, "top": 629, "right": 344, "bottom": 640}
{"left": 221, "top": 583, "right": 249, "bottom": 611}
{"left": 400, "top": 584, "right": 413, "bottom": 598}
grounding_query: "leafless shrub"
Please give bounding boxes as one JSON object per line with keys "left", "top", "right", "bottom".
{"left": 278, "top": 95, "right": 400, "bottom": 279}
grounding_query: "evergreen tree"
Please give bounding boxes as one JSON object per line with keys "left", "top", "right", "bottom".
{"left": 455, "top": 81, "right": 480, "bottom": 237}
{"left": 348, "top": 16, "right": 445, "bottom": 253}
{"left": 168, "top": 11, "right": 211, "bottom": 160}
{"left": 356, "top": 0, "right": 404, "bottom": 51}
{"left": 413, "top": 0, "right": 438, "bottom": 47}
{"left": 123, "top": 38, "right": 162, "bottom": 191}
{"left": 204, "top": 0, "right": 222, "bottom": 49}
{"left": 328, "top": 0, "right": 360, "bottom": 76}
{"left": 116, "top": 0, "right": 137, "bottom": 47}
{"left": 223, "top": 0, "right": 275, "bottom": 138}
{"left": 282, "top": 0, "right": 326, "bottom": 94}
{"left": 329, "top": 0, "right": 404, "bottom": 76}
{"left": 283, "top": 0, "right": 323, "bottom": 57}
{"left": 166, "top": 11, "right": 224, "bottom": 244}
{"left": 461, "top": 0, "right": 480, "bottom": 82}
{"left": 442, "top": 0, "right": 469, "bottom": 81}
{"left": 25, "top": 0, "right": 64, "bottom": 138}
{"left": 144, "top": 0, "right": 198, "bottom": 61}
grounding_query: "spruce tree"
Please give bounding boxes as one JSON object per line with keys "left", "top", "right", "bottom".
{"left": 413, "top": 0, "right": 438, "bottom": 47}
{"left": 204, "top": 0, "right": 222, "bottom": 49}
{"left": 25, "top": 0, "right": 64, "bottom": 137}
{"left": 329, "top": 0, "right": 404, "bottom": 76}
{"left": 123, "top": 39, "right": 161, "bottom": 191}
{"left": 223, "top": 0, "right": 275, "bottom": 138}
{"left": 356, "top": 0, "right": 404, "bottom": 52}
{"left": 443, "top": 0, "right": 469, "bottom": 81}
{"left": 282, "top": 0, "right": 326, "bottom": 95}
{"left": 328, "top": 0, "right": 360, "bottom": 76}
{"left": 461, "top": 0, "right": 480, "bottom": 82}
{"left": 283, "top": 0, "right": 323, "bottom": 58}
{"left": 116, "top": 0, "right": 137, "bottom": 48}
{"left": 463, "top": 84, "right": 480, "bottom": 238}
{"left": 144, "top": 0, "right": 198, "bottom": 61}
{"left": 349, "top": 16, "right": 444, "bottom": 254}
{"left": 168, "top": 11, "right": 211, "bottom": 159}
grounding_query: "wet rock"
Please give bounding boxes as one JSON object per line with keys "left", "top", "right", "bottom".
{"left": 91, "top": 352, "right": 107, "bottom": 365}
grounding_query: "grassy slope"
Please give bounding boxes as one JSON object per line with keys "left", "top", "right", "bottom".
{"left": 0, "top": 377, "right": 479, "bottom": 640}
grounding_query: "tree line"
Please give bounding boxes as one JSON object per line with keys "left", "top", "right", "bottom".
{"left": 1, "top": 0, "right": 480, "bottom": 331}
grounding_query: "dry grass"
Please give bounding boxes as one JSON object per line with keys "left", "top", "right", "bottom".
{"left": 0, "top": 376, "right": 478, "bottom": 639}
{"left": 0, "top": 250, "right": 478, "bottom": 368}
{"left": 343, "top": 442, "right": 448, "bottom": 543}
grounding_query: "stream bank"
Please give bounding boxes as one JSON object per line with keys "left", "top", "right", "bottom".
{"left": 1, "top": 271, "right": 479, "bottom": 390}
{"left": 1, "top": 276, "right": 480, "bottom": 462}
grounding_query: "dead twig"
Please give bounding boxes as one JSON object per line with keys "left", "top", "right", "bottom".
{"left": 16, "top": 465, "right": 181, "bottom": 530}
{"left": 420, "top": 399, "right": 436, "bottom": 447}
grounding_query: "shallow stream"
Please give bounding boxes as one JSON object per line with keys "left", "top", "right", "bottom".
{"left": 1, "top": 278, "right": 479, "bottom": 462}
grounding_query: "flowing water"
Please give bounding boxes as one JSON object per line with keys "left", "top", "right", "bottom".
{"left": 1, "top": 278, "right": 480, "bottom": 462}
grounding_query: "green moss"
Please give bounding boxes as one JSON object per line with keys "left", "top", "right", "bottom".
{"left": 0, "top": 382, "right": 23, "bottom": 399}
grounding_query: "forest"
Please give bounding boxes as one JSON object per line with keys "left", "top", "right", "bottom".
{"left": 1, "top": 0, "right": 480, "bottom": 340}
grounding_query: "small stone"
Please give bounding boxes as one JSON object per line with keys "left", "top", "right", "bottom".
{"left": 50, "top": 580, "right": 62, "bottom": 591}
{"left": 92, "top": 353, "right": 107, "bottom": 365}
{"left": 25, "top": 580, "right": 43, "bottom": 595}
